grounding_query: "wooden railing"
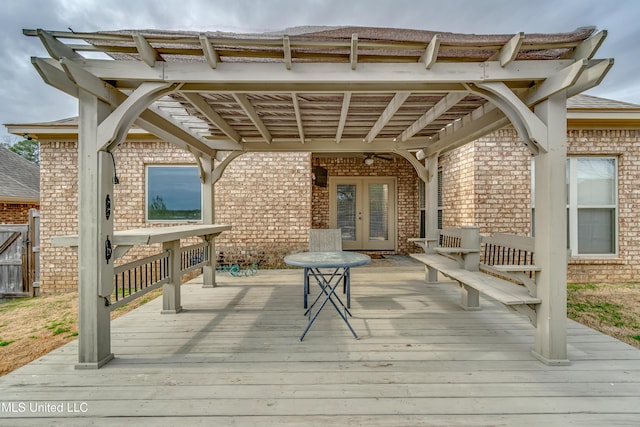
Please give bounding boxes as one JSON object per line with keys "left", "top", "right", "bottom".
{"left": 110, "top": 242, "right": 211, "bottom": 310}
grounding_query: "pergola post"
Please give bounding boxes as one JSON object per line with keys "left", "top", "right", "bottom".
{"left": 76, "top": 89, "right": 115, "bottom": 369}
{"left": 424, "top": 155, "right": 439, "bottom": 282}
{"left": 201, "top": 155, "right": 217, "bottom": 288}
{"left": 532, "top": 92, "right": 570, "bottom": 365}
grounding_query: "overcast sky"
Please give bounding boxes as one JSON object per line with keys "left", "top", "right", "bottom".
{"left": 1, "top": 0, "right": 639, "bottom": 143}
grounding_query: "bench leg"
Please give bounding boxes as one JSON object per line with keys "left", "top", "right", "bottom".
{"left": 425, "top": 266, "right": 439, "bottom": 283}
{"left": 459, "top": 283, "right": 481, "bottom": 311}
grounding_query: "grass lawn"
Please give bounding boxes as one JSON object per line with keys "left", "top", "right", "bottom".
{"left": 0, "top": 282, "right": 638, "bottom": 376}
{"left": 567, "top": 282, "right": 640, "bottom": 348}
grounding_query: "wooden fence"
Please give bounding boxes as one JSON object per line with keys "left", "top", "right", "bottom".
{"left": 0, "top": 209, "right": 40, "bottom": 298}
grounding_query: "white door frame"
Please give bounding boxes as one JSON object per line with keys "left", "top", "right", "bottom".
{"left": 329, "top": 177, "right": 397, "bottom": 251}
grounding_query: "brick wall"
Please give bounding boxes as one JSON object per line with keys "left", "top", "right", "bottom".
{"left": 0, "top": 203, "right": 39, "bottom": 224}
{"left": 440, "top": 127, "right": 640, "bottom": 284}
{"left": 440, "top": 142, "right": 476, "bottom": 228}
{"left": 311, "top": 156, "right": 419, "bottom": 254}
{"left": 39, "top": 140, "right": 311, "bottom": 294}
{"left": 566, "top": 129, "right": 640, "bottom": 283}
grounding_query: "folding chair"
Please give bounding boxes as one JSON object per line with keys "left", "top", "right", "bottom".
{"left": 305, "top": 229, "right": 350, "bottom": 309}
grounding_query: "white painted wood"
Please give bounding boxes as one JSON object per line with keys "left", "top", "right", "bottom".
{"left": 420, "top": 34, "right": 441, "bottom": 69}
{"left": 365, "top": 91, "right": 410, "bottom": 142}
{"left": 180, "top": 92, "right": 242, "bottom": 143}
{"left": 75, "top": 58, "right": 574, "bottom": 85}
{"left": 233, "top": 93, "right": 272, "bottom": 143}
{"left": 162, "top": 239, "right": 182, "bottom": 314}
{"left": 52, "top": 224, "right": 231, "bottom": 248}
{"left": 198, "top": 34, "right": 219, "bottom": 69}
{"left": 571, "top": 30, "right": 607, "bottom": 60}
{"left": 472, "top": 81, "right": 548, "bottom": 154}
{"left": 498, "top": 32, "right": 525, "bottom": 67}
{"left": 133, "top": 33, "right": 161, "bottom": 67}
{"left": 398, "top": 92, "right": 467, "bottom": 142}
{"left": 350, "top": 34, "right": 358, "bottom": 70}
{"left": 291, "top": 93, "right": 305, "bottom": 143}
{"left": 533, "top": 92, "right": 569, "bottom": 365}
{"left": 283, "top": 36, "right": 292, "bottom": 70}
{"left": 335, "top": 92, "right": 351, "bottom": 143}
{"left": 75, "top": 89, "right": 114, "bottom": 369}
{"left": 201, "top": 155, "right": 217, "bottom": 289}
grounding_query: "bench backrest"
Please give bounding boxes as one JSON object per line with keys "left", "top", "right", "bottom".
{"left": 439, "top": 228, "right": 462, "bottom": 248}
{"left": 481, "top": 233, "right": 536, "bottom": 280}
{"left": 481, "top": 233, "right": 535, "bottom": 265}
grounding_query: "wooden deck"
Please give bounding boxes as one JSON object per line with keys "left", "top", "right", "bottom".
{"left": 1, "top": 260, "right": 639, "bottom": 425}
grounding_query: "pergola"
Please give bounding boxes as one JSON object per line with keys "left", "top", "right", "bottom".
{"left": 25, "top": 25, "right": 612, "bottom": 367}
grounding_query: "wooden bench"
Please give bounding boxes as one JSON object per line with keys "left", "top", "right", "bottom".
{"left": 410, "top": 227, "right": 541, "bottom": 326}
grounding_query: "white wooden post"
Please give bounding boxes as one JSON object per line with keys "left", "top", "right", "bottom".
{"left": 533, "top": 92, "right": 570, "bottom": 365}
{"left": 201, "top": 155, "right": 217, "bottom": 288}
{"left": 459, "top": 226, "right": 481, "bottom": 310}
{"left": 162, "top": 239, "right": 183, "bottom": 313}
{"left": 76, "top": 89, "right": 114, "bottom": 369}
{"left": 424, "top": 155, "right": 439, "bottom": 282}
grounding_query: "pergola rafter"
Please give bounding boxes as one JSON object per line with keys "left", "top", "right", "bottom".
{"left": 24, "top": 25, "right": 613, "bottom": 369}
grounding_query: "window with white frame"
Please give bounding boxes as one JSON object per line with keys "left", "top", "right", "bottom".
{"left": 146, "top": 165, "right": 202, "bottom": 222}
{"left": 532, "top": 157, "right": 617, "bottom": 256}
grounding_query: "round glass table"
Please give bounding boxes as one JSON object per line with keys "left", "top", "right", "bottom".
{"left": 284, "top": 251, "right": 371, "bottom": 341}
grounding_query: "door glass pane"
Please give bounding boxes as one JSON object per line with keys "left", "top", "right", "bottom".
{"left": 369, "top": 183, "right": 389, "bottom": 241}
{"left": 577, "top": 158, "right": 615, "bottom": 205}
{"left": 578, "top": 208, "right": 615, "bottom": 254}
{"left": 337, "top": 184, "right": 357, "bottom": 241}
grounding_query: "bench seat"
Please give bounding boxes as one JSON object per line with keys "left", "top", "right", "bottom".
{"left": 410, "top": 253, "right": 541, "bottom": 306}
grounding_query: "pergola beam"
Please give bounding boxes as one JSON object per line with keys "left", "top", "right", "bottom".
{"left": 422, "top": 104, "right": 509, "bottom": 157}
{"left": 498, "top": 32, "right": 525, "bottom": 67}
{"left": 335, "top": 92, "right": 351, "bottom": 144}
{"left": 58, "top": 57, "right": 217, "bottom": 155}
{"left": 34, "top": 29, "right": 83, "bottom": 61}
{"left": 365, "top": 92, "right": 411, "bottom": 142}
{"left": 570, "top": 30, "right": 607, "bottom": 60}
{"left": 292, "top": 93, "right": 305, "bottom": 143}
{"left": 181, "top": 92, "right": 242, "bottom": 143}
{"left": 350, "top": 34, "right": 358, "bottom": 70}
{"left": 283, "top": 36, "right": 292, "bottom": 70}
{"left": 566, "top": 58, "right": 614, "bottom": 98}
{"left": 77, "top": 59, "right": 575, "bottom": 87}
{"left": 199, "top": 34, "right": 219, "bottom": 69}
{"left": 420, "top": 34, "right": 441, "bottom": 69}
{"left": 133, "top": 33, "right": 162, "bottom": 67}
{"left": 398, "top": 91, "right": 468, "bottom": 142}
{"left": 233, "top": 93, "right": 272, "bottom": 143}
{"left": 472, "top": 82, "right": 548, "bottom": 154}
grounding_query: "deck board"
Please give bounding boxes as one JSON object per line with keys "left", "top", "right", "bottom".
{"left": 1, "top": 263, "right": 639, "bottom": 425}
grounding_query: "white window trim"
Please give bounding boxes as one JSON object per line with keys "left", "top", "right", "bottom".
{"left": 567, "top": 156, "right": 618, "bottom": 258}
{"left": 145, "top": 164, "right": 203, "bottom": 223}
{"left": 533, "top": 156, "right": 618, "bottom": 258}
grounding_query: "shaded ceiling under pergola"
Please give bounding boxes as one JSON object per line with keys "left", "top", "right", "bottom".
{"left": 25, "top": 25, "right": 612, "bottom": 169}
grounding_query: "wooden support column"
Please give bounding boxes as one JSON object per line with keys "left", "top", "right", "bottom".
{"left": 424, "top": 155, "right": 439, "bottom": 282}
{"left": 162, "top": 239, "right": 182, "bottom": 313}
{"left": 76, "top": 89, "right": 114, "bottom": 369}
{"left": 201, "top": 155, "right": 217, "bottom": 288}
{"left": 533, "top": 92, "right": 570, "bottom": 365}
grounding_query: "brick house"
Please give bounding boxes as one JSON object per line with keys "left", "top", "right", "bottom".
{"left": 6, "top": 94, "right": 640, "bottom": 293}
{"left": 0, "top": 145, "right": 39, "bottom": 224}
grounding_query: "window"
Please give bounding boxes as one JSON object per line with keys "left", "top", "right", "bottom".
{"left": 146, "top": 165, "right": 202, "bottom": 221}
{"left": 532, "top": 157, "right": 617, "bottom": 256}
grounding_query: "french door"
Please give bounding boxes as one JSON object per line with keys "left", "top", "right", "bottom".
{"left": 329, "top": 177, "right": 396, "bottom": 250}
